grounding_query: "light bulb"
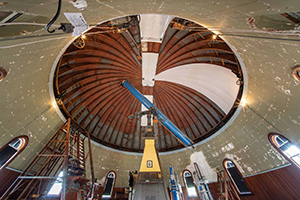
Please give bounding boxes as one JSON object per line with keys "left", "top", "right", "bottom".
{"left": 240, "top": 99, "right": 247, "bottom": 107}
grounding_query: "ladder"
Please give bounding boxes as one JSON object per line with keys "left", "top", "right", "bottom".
{"left": 1, "top": 118, "right": 95, "bottom": 200}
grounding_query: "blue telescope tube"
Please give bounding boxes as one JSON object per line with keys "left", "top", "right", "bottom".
{"left": 122, "top": 80, "right": 193, "bottom": 147}
{"left": 169, "top": 166, "right": 180, "bottom": 200}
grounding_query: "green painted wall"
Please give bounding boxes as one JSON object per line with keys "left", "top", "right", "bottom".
{"left": 0, "top": 0, "right": 300, "bottom": 186}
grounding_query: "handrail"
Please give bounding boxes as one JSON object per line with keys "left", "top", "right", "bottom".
{"left": 217, "top": 170, "right": 241, "bottom": 200}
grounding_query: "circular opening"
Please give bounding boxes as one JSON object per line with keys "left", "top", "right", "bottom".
{"left": 52, "top": 14, "right": 246, "bottom": 153}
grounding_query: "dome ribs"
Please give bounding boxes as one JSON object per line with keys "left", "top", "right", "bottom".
{"left": 158, "top": 31, "right": 216, "bottom": 67}
{"left": 104, "top": 93, "right": 137, "bottom": 145}
{"left": 84, "top": 39, "right": 138, "bottom": 68}
{"left": 158, "top": 81, "right": 225, "bottom": 123}
{"left": 54, "top": 15, "right": 242, "bottom": 152}
{"left": 154, "top": 81, "right": 226, "bottom": 142}
{"left": 88, "top": 90, "right": 133, "bottom": 140}
{"left": 62, "top": 50, "right": 138, "bottom": 72}
{"left": 59, "top": 68, "right": 135, "bottom": 90}
{"left": 55, "top": 18, "right": 146, "bottom": 152}
{"left": 91, "top": 32, "right": 140, "bottom": 68}
{"left": 114, "top": 97, "right": 141, "bottom": 148}
{"left": 154, "top": 83, "right": 202, "bottom": 140}
{"left": 66, "top": 79, "right": 121, "bottom": 115}
{"left": 121, "top": 28, "right": 141, "bottom": 61}
{"left": 59, "top": 73, "right": 136, "bottom": 98}
{"left": 96, "top": 91, "right": 138, "bottom": 146}
{"left": 157, "top": 46, "right": 236, "bottom": 74}
{"left": 75, "top": 85, "right": 126, "bottom": 128}
{"left": 153, "top": 89, "right": 181, "bottom": 147}
{"left": 109, "top": 33, "right": 141, "bottom": 67}
{"left": 162, "top": 83, "right": 218, "bottom": 128}
{"left": 156, "top": 18, "right": 238, "bottom": 75}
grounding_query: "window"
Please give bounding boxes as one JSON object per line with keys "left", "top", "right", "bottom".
{"left": 223, "top": 159, "right": 251, "bottom": 195}
{"left": 292, "top": 65, "right": 300, "bottom": 83}
{"left": 0, "top": 136, "right": 28, "bottom": 170}
{"left": 102, "top": 171, "right": 116, "bottom": 199}
{"left": 47, "top": 171, "right": 64, "bottom": 196}
{"left": 183, "top": 170, "right": 198, "bottom": 198}
{"left": 269, "top": 133, "right": 300, "bottom": 167}
{"left": 281, "top": 12, "right": 300, "bottom": 23}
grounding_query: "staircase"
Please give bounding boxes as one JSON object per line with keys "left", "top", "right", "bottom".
{"left": 217, "top": 170, "right": 240, "bottom": 200}
{"left": 1, "top": 118, "right": 94, "bottom": 200}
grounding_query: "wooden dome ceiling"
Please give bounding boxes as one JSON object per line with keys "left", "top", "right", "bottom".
{"left": 54, "top": 15, "right": 244, "bottom": 152}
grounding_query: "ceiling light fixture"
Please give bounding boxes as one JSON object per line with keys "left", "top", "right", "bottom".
{"left": 240, "top": 99, "right": 247, "bottom": 107}
{"left": 51, "top": 102, "right": 57, "bottom": 109}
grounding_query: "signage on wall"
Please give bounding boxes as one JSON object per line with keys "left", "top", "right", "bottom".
{"left": 147, "top": 160, "right": 153, "bottom": 168}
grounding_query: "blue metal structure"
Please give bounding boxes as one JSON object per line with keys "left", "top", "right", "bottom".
{"left": 122, "top": 80, "right": 193, "bottom": 147}
{"left": 193, "top": 162, "right": 214, "bottom": 200}
{"left": 169, "top": 166, "right": 180, "bottom": 200}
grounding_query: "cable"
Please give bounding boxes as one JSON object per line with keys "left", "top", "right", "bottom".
{"left": 46, "top": 0, "right": 62, "bottom": 33}
{"left": 246, "top": 105, "right": 282, "bottom": 133}
{"left": 0, "top": 22, "right": 61, "bottom": 27}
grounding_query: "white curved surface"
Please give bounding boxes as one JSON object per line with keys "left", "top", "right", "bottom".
{"left": 155, "top": 63, "right": 239, "bottom": 113}
{"left": 140, "top": 14, "right": 173, "bottom": 42}
{"left": 142, "top": 53, "right": 158, "bottom": 86}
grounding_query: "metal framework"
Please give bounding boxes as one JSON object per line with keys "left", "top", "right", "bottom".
{"left": 217, "top": 170, "right": 241, "bottom": 200}
{"left": 1, "top": 118, "right": 95, "bottom": 200}
{"left": 193, "top": 162, "right": 213, "bottom": 200}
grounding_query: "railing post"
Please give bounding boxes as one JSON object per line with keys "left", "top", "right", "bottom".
{"left": 224, "top": 175, "right": 228, "bottom": 200}
{"left": 61, "top": 118, "right": 71, "bottom": 200}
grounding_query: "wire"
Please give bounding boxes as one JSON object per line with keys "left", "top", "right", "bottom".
{"left": 46, "top": 0, "right": 62, "bottom": 33}
{"left": 0, "top": 22, "right": 60, "bottom": 27}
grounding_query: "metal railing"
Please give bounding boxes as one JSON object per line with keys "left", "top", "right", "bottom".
{"left": 217, "top": 170, "right": 240, "bottom": 200}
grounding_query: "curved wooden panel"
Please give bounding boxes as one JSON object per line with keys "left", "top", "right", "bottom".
{"left": 54, "top": 16, "right": 243, "bottom": 152}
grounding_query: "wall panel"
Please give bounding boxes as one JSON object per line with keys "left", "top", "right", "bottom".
{"left": 241, "top": 165, "right": 300, "bottom": 200}
{"left": 0, "top": 168, "right": 20, "bottom": 197}
{"left": 209, "top": 165, "right": 300, "bottom": 200}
